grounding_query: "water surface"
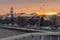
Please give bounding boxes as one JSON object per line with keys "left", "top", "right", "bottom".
{"left": 0, "top": 28, "right": 27, "bottom": 38}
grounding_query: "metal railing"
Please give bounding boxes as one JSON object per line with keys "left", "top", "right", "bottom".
{"left": 0, "top": 32, "right": 60, "bottom": 40}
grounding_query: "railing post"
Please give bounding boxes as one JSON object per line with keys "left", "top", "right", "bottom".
{"left": 23, "top": 37, "right": 26, "bottom": 40}
{"left": 40, "top": 36, "right": 41, "bottom": 40}
{"left": 50, "top": 36, "right": 52, "bottom": 40}
{"left": 31, "top": 35, "right": 34, "bottom": 40}
{"left": 58, "top": 35, "right": 59, "bottom": 40}
{"left": 41, "top": 35, "right": 44, "bottom": 40}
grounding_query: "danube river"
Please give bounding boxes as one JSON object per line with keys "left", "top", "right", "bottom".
{"left": 0, "top": 28, "right": 27, "bottom": 39}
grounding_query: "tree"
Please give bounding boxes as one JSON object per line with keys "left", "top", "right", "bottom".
{"left": 16, "top": 16, "right": 20, "bottom": 25}
{"left": 28, "top": 17, "right": 35, "bottom": 28}
{"left": 5, "top": 17, "right": 10, "bottom": 25}
{"left": 49, "top": 15, "right": 59, "bottom": 30}
{"left": 17, "top": 16, "right": 27, "bottom": 27}
{"left": 10, "top": 14, "right": 15, "bottom": 25}
{"left": 28, "top": 16, "right": 39, "bottom": 29}
{"left": 10, "top": 17, "right": 15, "bottom": 25}
{"left": 40, "top": 16, "right": 45, "bottom": 26}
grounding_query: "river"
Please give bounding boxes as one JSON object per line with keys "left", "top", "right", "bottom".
{"left": 0, "top": 28, "right": 27, "bottom": 39}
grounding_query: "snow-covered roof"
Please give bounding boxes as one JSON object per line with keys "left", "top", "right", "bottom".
{"left": 44, "top": 15, "right": 52, "bottom": 21}
{"left": 31, "top": 13, "right": 37, "bottom": 17}
{"left": 20, "top": 14, "right": 31, "bottom": 17}
{"left": 1, "top": 15, "right": 6, "bottom": 19}
{"left": 56, "top": 12, "right": 60, "bottom": 16}
{"left": 44, "top": 17, "right": 51, "bottom": 21}
{"left": 6, "top": 13, "right": 17, "bottom": 18}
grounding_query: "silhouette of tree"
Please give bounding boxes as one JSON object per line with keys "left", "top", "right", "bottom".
{"left": 5, "top": 17, "right": 10, "bottom": 25}
{"left": 28, "top": 17, "right": 34, "bottom": 27}
{"left": 0, "top": 17, "right": 2, "bottom": 24}
{"left": 10, "top": 17, "right": 14, "bottom": 25}
{"left": 9, "top": 14, "right": 15, "bottom": 25}
{"left": 51, "top": 16, "right": 58, "bottom": 30}
{"left": 28, "top": 17, "right": 39, "bottom": 28}
{"left": 16, "top": 16, "right": 21, "bottom": 26}
{"left": 40, "top": 16, "right": 45, "bottom": 26}
{"left": 17, "top": 16, "right": 27, "bottom": 27}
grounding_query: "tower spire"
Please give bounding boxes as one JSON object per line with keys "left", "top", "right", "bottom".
{"left": 10, "top": 7, "right": 13, "bottom": 13}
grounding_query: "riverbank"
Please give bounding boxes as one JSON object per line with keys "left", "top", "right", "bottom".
{"left": 0, "top": 25, "right": 51, "bottom": 32}
{"left": 0, "top": 25, "right": 43, "bottom": 32}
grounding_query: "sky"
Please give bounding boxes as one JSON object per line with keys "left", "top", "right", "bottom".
{"left": 0, "top": 0, "right": 60, "bottom": 15}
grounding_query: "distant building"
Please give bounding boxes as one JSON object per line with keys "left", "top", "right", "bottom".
{"left": 42, "top": 15, "right": 53, "bottom": 26}
{"left": 30, "top": 13, "right": 37, "bottom": 17}
{"left": 4, "top": 8, "right": 17, "bottom": 25}
{"left": 1, "top": 15, "right": 6, "bottom": 20}
{"left": 55, "top": 12, "right": 60, "bottom": 26}
{"left": 20, "top": 13, "right": 31, "bottom": 17}
{"left": 6, "top": 8, "right": 16, "bottom": 18}
{"left": 44, "top": 15, "right": 52, "bottom": 21}
{"left": 20, "top": 13, "right": 32, "bottom": 20}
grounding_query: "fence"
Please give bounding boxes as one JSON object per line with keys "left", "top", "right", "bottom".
{"left": 0, "top": 32, "right": 60, "bottom": 40}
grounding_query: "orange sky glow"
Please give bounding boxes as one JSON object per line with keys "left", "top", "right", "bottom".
{"left": 0, "top": 0, "right": 60, "bottom": 16}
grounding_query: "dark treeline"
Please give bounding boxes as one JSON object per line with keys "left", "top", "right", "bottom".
{"left": 0, "top": 15, "right": 59, "bottom": 30}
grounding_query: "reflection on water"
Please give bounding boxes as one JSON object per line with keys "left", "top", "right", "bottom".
{"left": 0, "top": 28, "right": 26, "bottom": 38}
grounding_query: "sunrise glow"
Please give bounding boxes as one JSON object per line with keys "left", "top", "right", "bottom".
{"left": 45, "top": 12, "right": 58, "bottom": 15}
{"left": 0, "top": 0, "right": 59, "bottom": 16}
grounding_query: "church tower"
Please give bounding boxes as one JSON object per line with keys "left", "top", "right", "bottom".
{"left": 10, "top": 7, "right": 13, "bottom": 14}
{"left": 10, "top": 7, "right": 14, "bottom": 17}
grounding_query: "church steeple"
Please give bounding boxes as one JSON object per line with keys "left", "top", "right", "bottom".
{"left": 8, "top": 7, "right": 16, "bottom": 18}
{"left": 10, "top": 7, "right": 13, "bottom": 13}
